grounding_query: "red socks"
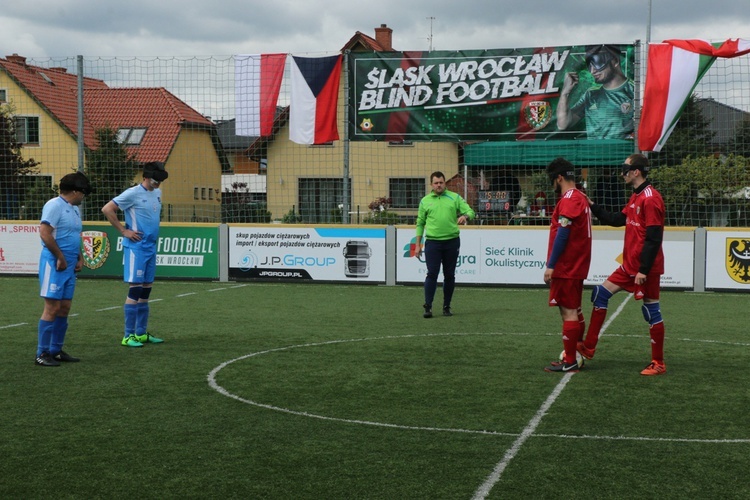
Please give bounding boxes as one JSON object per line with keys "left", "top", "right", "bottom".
{"left": 649, "top": 322, "right": 665, "bottom": 362}
{"left": 562, "top": 320, "right": 580, "bottom": 364}
{"left": 583, "top": 307, "right": 607, "bottom": 350}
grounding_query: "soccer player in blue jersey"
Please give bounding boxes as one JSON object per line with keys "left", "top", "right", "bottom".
{"left": 36, "top": 172, "right": 91, "bottom": 366}
{"left": 102, "top": 162, "right": 168, "bottom": 347}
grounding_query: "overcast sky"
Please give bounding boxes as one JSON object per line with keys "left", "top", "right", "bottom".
{"left": 1, "top": 0, "right": 749, "bottom": 57}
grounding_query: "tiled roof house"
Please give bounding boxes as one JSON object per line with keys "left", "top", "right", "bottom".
{"left": 0, "top": 54, "right": 227, "bottom": 222}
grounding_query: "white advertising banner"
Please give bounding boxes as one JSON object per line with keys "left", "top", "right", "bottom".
{"left": 0, "top": 223, "right": 40, "bottom": 274}
{"left": 396, "top": 227, "right": 694, "bottom": 288}
{"left": 587, "top": 229, "right": 694, "bottom": 288}
{"left": 705, "top": 230, "right": 750, "bottom": 290}
{"left": 228, "top": 226, "right": 386, "bottom": 282}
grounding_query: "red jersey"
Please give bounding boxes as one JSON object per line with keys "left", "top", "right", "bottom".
{"left": 621, "top": 183, "right": 665, "bottom": 275}
{"left": 547, "top": 188, "right": 592, "bottom": 279}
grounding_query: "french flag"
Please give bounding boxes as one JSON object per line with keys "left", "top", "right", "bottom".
{"left": 234, "top": 53, "right": 287, "bottom": 137}
{"left": 289, "top": 54, "right": 343, "bottom": 145}
{"left": 639, "top": 39, "right": 750, "bottom": 152}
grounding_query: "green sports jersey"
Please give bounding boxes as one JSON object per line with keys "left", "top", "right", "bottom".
{"left": 416, "top": 189, "right": 475, "bottom": 240}
{"left": 572, "top": 79, "right": 635, "bottom": 140}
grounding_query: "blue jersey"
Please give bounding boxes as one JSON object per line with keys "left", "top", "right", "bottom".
{"left": 40, "top": 196, "right": 82, "bottom": 262}
{"left": 112, "top": 184, "right": 162, "bottom": 251}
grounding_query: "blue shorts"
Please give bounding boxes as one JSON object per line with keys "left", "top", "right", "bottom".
{"left": 123, "top": 247, "right": 157, "bottom": 284}
{"left": 39, "top": 253, "right": 77, "bottom": 300}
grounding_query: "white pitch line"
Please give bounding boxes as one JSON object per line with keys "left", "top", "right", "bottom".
{"left": 472, "top": 293, "right": 632, "bottom": 499}
{"left": 96, "top": 306, "right": 121, "bottom": 312}
{"left": 208, "top": 287, "right": 228, "bottom": 292}
{"left": 176, "top": 292, "right": 197, "bottom": 297}
{"left": 0, "top": 322, "right": 28, "bottom": 329}
{"left": 533, "top": 433, "right": 750, "bottom": 444}
{"left": 472, "top": 373, "right": 575, "bottom": 500}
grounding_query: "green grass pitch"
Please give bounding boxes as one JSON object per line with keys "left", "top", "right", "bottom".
{"left": 1, "top": 277, "right": 748, "bottom": 498}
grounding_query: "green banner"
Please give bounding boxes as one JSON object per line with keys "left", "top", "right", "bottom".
{"left": 79, "top": 223, "right": 219, "bottom": 279}
{"left": 349, "top": 44, "right": 635, "bottom": 142}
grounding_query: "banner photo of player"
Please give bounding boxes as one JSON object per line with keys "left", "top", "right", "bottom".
{"left": 349, "top": 44, "right": 635, "bottom": 142}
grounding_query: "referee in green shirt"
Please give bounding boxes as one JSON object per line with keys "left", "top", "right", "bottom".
{"left": 415, "top": 171, "right": 475, "bottom": 318}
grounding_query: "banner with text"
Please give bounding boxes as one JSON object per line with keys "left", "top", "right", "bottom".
{"left": 229, "top": 226, "right": 386, "bottom": 282}
{"left": 349, "top": 44, "right": 635, "bottom": 142}
{"left": 78, "top": 224, "right": 219, "bottom": 279}
{"left": 0, "top": 223, "right": 42, "bottom": 274}
{"left": 396, "top": 227, "right": 693, "bottom": 287}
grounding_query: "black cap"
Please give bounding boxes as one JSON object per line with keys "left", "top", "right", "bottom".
{"left": 546, "top": 158, "right": 575, "bottom": 186}
{"left": 143, "top": 161, "right": 169, "bottom": 182}
{"left": 59, "top": 171, "right": 92, "bottom": 195}
{"left": 621, "top": 159, "right": 650, "bottom": 176}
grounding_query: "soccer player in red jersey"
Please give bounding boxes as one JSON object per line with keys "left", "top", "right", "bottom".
{"left": 578, "top": 153, "right": 667, "bottom": 376}
{"left": 543, "top": 158, "right": 592, "bottom": 373}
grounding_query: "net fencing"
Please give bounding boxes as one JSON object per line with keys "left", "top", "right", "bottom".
{"left": 0, "top": 42, "right": 748, "bottom": 227}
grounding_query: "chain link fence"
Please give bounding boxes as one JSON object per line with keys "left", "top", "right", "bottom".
{"left": 0, "top": 44, "right": 748, "bottom": 226}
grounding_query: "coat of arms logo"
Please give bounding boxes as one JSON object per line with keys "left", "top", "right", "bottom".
{"left": 81, "top": 231, "right": 111, "bottom": 270}
{"left": 522, "top": 101, "right": 551, "bottom": 130}
{"left": 726, "top": 238, "right": 750, "bottom": 284}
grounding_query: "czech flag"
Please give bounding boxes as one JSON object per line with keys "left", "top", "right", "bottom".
{"left": 289, "top": 54, "right": 343, "bottom": 145}
{"left": 639, "top": 39, "right": 750, "bottom": 152}
{"left": 235, "top": 54, "right": 287, "bottom": 137}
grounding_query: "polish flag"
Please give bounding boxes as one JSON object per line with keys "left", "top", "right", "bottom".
{"left": 289, "top": 54, "right": 343, "bottom": 145}
{"left": 235, "top": 54, "right": 287, "bottom": 136}
{"left": 639, "top": 39, "right": 750, "bottom": 152}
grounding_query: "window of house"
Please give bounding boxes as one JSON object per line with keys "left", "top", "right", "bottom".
{"left": 298, "top": 178, "right": 350, "bottom": 223}
{"left": 116, "top": 127, "right": 147, "bottom": 145}
{"left": 194, "top": 187, "right": 200, "bottom": 200}
{"left": 15, "top": 116, "right": 40, "bottom": 144}
{"left": 389, "top": 178, "right": 425, "bottom": 208}
{"left": 201, "top": 187, "right": 207, "bottom": 200}
{"left": 208, "top": 188, "right": 214, "bottom": 200}
{"left": 0, "top": 89, "right": 7, "bottom": 103}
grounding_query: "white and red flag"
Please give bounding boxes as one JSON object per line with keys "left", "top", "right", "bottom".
{"left": 235, "top": 53, "right": 287, "bottom": 137}
{"left": 639, "top": 39, "right": 750, "bottom": 152}
{"left": 289, "top": 54, "right": 343, "bottom": 145}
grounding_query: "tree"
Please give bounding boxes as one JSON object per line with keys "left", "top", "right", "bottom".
{"left": 0, "top": 104, "right": 41, "bottom": 219}
{"left": 649, "top": 155, "right": 750, "bottom": 226}
{"left": 731, "top": 117, "right": 750, "bottom": 158}
{"left": 648, "top": 94, "right": 715, "bottom": 167}
{"left": 83, "top": 126, "right": 141, "bottom": 221}
{"left": 221, "top": 182, "right": 271, "bottom": 223}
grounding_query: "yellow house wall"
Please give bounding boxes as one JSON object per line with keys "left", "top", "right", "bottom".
{"left": 0, "top": 74, "right": 79, "bottom": 185}
{"left": 156, "top": 128, "right": 222, "bottom": 222}
{"left": 266, "top": 76, "right": 458, "bottom": 221}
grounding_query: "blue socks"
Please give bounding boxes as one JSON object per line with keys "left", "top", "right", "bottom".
{"left": 135, "top": 302, "right": 150, "bottom": 335}
{"left": 49, "top": 316, "right": 68, "bottom": 354}
{"left": 124, "top": 303, "right": 138, "bottom": 337}
{"left": 37, "top": 319, "right": 55, "bottom": 357}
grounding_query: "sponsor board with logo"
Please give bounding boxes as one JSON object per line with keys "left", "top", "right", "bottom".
{"left": 229, "top": 226, "right": 386, "bottom": 282}
{"left": 705, "top": 230, "right": 750, "bottom": 290}
{"left": 0, "top": 224, "right": 41, "bottom": 274}
{"left": 396, "top": 227, "right": 693, "bottom": 287}
{"left": 78, "top": 224, "right": 219, "bottom": 279}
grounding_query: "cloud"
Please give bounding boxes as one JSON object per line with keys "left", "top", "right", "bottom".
{"left": 1, "top": 0, "right": 748, "bottom": 57}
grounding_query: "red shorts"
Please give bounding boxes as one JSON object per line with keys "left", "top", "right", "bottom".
{"left": 607, "top": 266, "right": 661, "bottom": 301}
{"left": 548, "top": 278, "right": 584, "bottom": 309}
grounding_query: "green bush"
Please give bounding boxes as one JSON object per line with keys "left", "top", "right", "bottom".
{"left": 281, "top": 208, "right": 302, "bottom": 224}
{"left": 649, "top": 155, "right": 750, "bottom": 227}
